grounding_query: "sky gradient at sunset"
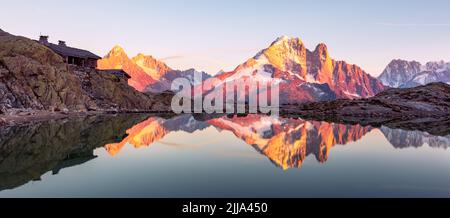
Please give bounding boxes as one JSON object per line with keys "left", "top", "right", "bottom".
{"left": 1, "top": 0, "right": 450, "bottom": 76}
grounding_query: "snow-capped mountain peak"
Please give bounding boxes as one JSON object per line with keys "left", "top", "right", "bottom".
{"left": 131, "top": 53, "right": 172, "bottom": 80}
{"left": 271, "top": 35, "right": 293, "bottom": 45}
{"left": 253, "top": 36, "right": 307, "bottom": 74}
{"left": 209, "top": 36, "right": 384, "bottom": 103}
{"left": 378, "top": 59, "right": 450, "bottom": 88}
{"left": 105, "top": 45, "right": 127, "bottom": 58}
{"left": 424, "top": 61, "right": 450, "bottom": 73}
{"left": 378, "top": 59, "right": 422, "bottom": 88}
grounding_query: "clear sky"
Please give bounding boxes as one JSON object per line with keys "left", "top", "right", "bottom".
{"left": 1, "top": 0, "right": 450, "bottom": 76}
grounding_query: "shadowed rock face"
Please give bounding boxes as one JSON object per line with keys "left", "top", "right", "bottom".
{"left": 0, "top": 29, "right": 92, "bottom": 112}
{"left": 0, "top": 29, "right": 173, "bottom": 115}
{"left": 72, "top": 66, "right": 174, "bottom": 112}
{"left": 0, "top": 114, "right": 148, "bottom": 191}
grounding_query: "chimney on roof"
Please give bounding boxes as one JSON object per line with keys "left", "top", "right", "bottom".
{"left": 58, "top": 40, "right": 66, "bottom": 46}
{"left": 39, "top": 35, "right": 49, "bottom": 45}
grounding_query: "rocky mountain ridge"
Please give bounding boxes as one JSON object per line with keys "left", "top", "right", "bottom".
{"left": 204, "top": 36, "right": 385, "bottom": 103}
{"left": 97, "top": 46, "right": 211, "bottom": 92}
{"left": 283, "top": 82, "right": 450, "bottom": 136}
{"left": 0, "top": 29, "right": 173, "bottom": 119}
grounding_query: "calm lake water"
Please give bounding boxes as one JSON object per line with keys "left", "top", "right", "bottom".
{"left": 0, "top": 114, "right": 450, "bottom": 197}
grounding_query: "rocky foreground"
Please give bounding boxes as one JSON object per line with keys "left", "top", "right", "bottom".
{"left": 0, "top": 29, "right": 173, "bottom": 125}
{"left": 282, "top": 83, "right": 450, "bottom": 136}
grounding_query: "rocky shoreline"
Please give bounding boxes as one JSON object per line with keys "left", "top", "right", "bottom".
{"left": 0, "top": 110, "right": 177, "bottom": 127}
{"left": 281, "top": 82, "right": 450, "bottom": 136}
{"left": 3, "top": 83, "right": 449, "bottom": 136}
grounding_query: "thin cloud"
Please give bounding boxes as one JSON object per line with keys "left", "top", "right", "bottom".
{"left": 160, "top": 55, "right": 185, "bottom": 61}
{"left": 161, "top": 48, "right": 258, "bottom": 61}
{"left": 163, "top": 54, "right": 227, "bottom": 68}
{"left": 376, "top": 22, "right": 450, "bottom": 27}
{"left": 220, "top": 48, "right": 260, "bottom": 54}
{"left": 159, "top": 48, "right": 260, "bottom": 74}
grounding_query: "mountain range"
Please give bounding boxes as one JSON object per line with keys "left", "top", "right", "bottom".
{"left": 99, "top": 36, "right": 385, "bottom": 103}
{"left": 97, "top": 46, "right": 210, "bottom": 92}
{"left": 2, "top": 26, "right": 449, "bottom": 116}
{"left": 378, "top": 59, "right": 450, "bottom": 88}
{"left": 207, "top": 36, "right": 385, "bottom": 103}
{"left": 98, "top": 37, "right": 450, "bottom": 104}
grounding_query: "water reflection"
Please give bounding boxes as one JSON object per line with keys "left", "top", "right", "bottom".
{"left": 0, "top": 114, "right": 449, "bottom": 192}
{"left": 380, "top": 127, "right": 450, "bottom": 149}
{"left": 0, "top": 114, "right": 148, "bottom": 191}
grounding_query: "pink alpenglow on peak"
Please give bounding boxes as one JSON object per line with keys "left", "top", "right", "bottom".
{"left": 97, "top": 46, "right": 210, "bottom": 93}
{"left": 203, "top": 36, "right": 385, "bottom": 103}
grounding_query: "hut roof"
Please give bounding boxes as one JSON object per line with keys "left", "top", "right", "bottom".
{"left": 98, "top": 69, "right": 131, "bottom": 78}
{"left": 46, "top": 43, "right": 100, "bottom": 59}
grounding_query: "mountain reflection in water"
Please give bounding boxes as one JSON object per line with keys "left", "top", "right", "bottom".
{"left": 104, "top": 114, "right": 450, "bottom": 169}
{"left": 0, "top": 114, "right": 449, "bottom": 193}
